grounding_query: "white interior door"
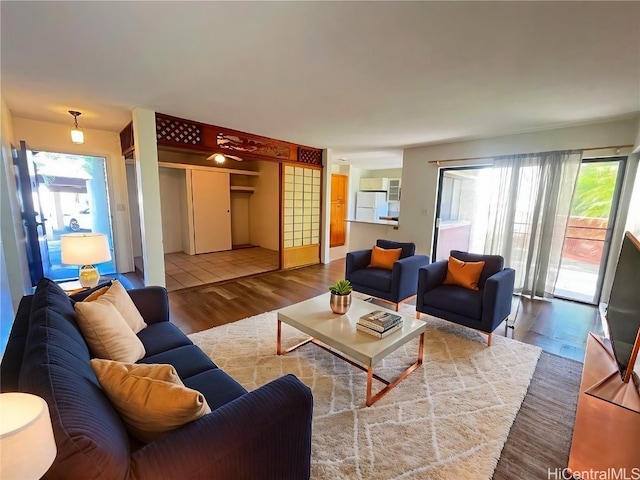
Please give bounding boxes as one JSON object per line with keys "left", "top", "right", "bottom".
{"left": 191, "top": 170, "right": 232, "bottom": 253}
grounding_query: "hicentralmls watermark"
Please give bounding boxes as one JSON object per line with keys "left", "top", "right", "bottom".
{"left": 548, "top": 468, "right": 640, "bottom": 480}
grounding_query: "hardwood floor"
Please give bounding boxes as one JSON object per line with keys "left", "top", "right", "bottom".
{"left": 168, "top": 258, "right": 601, "bottom": 362}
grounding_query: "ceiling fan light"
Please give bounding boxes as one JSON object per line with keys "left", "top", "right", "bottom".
{"left": 212, "top": 153, "right": 226, "bottom": 164}
{"left": 71, "top": 127, "right": 84, "bottom": 144}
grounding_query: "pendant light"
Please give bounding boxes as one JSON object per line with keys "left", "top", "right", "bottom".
{"left": 69, "top": 111, "right": 84, "bottom": 144}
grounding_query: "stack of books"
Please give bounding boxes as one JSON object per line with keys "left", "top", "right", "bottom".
{"left": 357, "top": 310, "right": 403, "bottom": 338}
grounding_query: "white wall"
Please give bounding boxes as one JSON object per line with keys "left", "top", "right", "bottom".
{"left": 360, "top": 168, "right": 403, "bottom": 180}
{"left": 158, "top": 167, "right": 184, "bottom": 253}
{"left": 125, "top": 163, "right": 142, "bottom": 258}
{"left": 633, "top": 122, "right": 640, "bottom": 154}
{"left": 625, "top": 155, "right": 640, "bottom": 238}
{"left": 231, "top": 192, "right": 251, "bottom": 245}
{"left": 600, "top": 152, "right": 639, "bottom": 302}
{"left": 0, "top": 98, "right": 31, "bottom": 318}
{"left": 347, "top": 166, "right": 364, "bottom": 221}
{"left": 132, "top": 108, "right": 165, "bottom": 286}
{"left": 249, "top": 161, "right": 279, "bottom": 251}
{"left": 11, "top": 116, "right": 134, "bottom": 273}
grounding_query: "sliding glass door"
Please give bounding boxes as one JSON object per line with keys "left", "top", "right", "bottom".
{"left": 434, "top": 158, "right": 626, "bottom": 305}
{"left": 433, "top": 166, "right": 492, "bottom": 261}
{"left": 554, "top": 158, "right": 626, "bottom": 304}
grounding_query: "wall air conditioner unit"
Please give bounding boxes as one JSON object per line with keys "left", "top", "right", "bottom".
{"left": 360, "top": 177, "right": 389, "bottom": 191}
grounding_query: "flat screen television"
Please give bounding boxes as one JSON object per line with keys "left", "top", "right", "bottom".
{"left": 606, "top": 231, "right": 640, "bottom": 385}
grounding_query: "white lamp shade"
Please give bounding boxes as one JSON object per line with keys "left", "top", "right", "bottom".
{"left": 71, "top": 127, "right": 84, "bottom": 144}
{"left": 61, "top": 233, "right": 112, "bottom": 265}
{"left": 0, "top": 393, "right": 57, "bottom": 479}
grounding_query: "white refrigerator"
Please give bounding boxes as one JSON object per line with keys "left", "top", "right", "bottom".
{"left": 356, "top": 192, "right": 388, "bottom": 222}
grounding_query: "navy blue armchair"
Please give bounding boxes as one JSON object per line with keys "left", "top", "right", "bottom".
{"left": 346, "top": 239, "right": 430, "bottom": 311}
{"left": 415, "top": 250, "right": 515, "bottom": 346}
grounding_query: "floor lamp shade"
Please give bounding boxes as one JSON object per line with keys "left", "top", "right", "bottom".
{"left": 61, "top": 233, "right": 112, "bottom": 288}
{"left": 0, "top": 393, "right": 57, "bottom": 479}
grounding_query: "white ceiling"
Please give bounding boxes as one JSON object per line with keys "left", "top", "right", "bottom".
{"left": 1, "top": 2, "right": 639, "bottom": 169}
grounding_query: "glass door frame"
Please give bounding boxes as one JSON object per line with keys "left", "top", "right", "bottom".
{"left": 30, "top": 150, "right": 117, "bottom": 282}
{"left": 554, "top": 156, "right": 627, "bottom": 305}
{"left": 432, "top": 165, "right": 491, "bottom": 261}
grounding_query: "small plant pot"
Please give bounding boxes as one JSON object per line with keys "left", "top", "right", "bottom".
{"left": 330, "top": 292, "right": 351, "bottom": 314}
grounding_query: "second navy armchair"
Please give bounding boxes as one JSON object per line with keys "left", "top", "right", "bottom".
{"left": 415, "top": 250, "right": 515, "bottom": 346}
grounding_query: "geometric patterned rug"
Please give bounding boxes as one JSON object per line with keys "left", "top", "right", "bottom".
{"left": 188, "top": 304, "right": 541, "bottom": 480}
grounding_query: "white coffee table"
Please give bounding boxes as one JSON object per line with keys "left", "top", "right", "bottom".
{"left": 276, "top": 292, "right": 427, "bottom": 406}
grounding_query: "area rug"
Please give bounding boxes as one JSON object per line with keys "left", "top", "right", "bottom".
{"left": 188, "top": 306, "right": 542, "bottom": 480}
{"left": 493, "top": 352, "right": 582, "bottom": 480}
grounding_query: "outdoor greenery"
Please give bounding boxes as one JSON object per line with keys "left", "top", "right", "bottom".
{"left": 571, "top": 162, "right": 618, "bottom": 218}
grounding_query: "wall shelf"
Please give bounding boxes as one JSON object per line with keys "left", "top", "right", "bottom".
{"left": 230, "top": 186, "right": 255, "bottom": 193}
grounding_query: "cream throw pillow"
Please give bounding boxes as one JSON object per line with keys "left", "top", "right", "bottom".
{"left": 83, "top": 280, "right": 147, "bottom": 333}
{"left": 90, "top": 359, "right": 211, "bottom": 443}
{"left": 75, "top": 300, "right": 146, "bottom": 363}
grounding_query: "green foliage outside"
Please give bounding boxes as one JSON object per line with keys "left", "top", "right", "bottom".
{"left": 571, "top": 163, "right": 618, "bottom": 218}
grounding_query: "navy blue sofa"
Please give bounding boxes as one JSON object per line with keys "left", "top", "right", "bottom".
{"left": 346, "top": 239, "right": 430, "bottom": 311}
{"left": 0, "top": 278, "right": 313, "bottom": 480}
{"left": 415, "top": 250, "right": 515, "bottom": 346}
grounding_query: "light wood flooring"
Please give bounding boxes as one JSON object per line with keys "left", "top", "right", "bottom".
{"left": 163, "top": 247, "right": 279, "bottom": 292}
{"left": 168, "top": 258, "right": 601, "bottom": 362}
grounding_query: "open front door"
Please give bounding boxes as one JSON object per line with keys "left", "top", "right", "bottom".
{"left": 13, "top": 140, "right": 51, "bottom": 285}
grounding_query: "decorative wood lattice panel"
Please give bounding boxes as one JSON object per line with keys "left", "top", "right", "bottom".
{"left": 298, "top": 147, "right": 322, "bottom": 165}
{"left": 119, "top": 122, "right": 134, "bottom": 154}
{"left": 156, "top": 117, "right": 202, "bottom": 146}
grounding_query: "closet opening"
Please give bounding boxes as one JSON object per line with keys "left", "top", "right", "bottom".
{"left": 157, "top": 149, "right": 280, "bottom": 291}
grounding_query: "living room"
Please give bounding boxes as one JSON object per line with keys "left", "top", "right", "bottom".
{"left": 1, "top": 2, "right": 640, "bottom": 479}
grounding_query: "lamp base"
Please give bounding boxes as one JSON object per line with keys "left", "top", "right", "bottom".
{"left": 78, "top": 265, "right": 99, "bottom": 288}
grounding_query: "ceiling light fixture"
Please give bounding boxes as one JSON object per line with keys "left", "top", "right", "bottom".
{"left": 206, "top": 152, "right": 244, "bottom": 163}
{"left": 69, "top": 111, "right": 84, "bottom": 144}
{"left": 212, "top": 153, "right": 226, "bottom": 164}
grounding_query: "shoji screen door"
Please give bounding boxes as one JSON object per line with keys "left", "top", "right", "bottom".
{"left": 282, "top": 164, "right": 321, "bottom": 268}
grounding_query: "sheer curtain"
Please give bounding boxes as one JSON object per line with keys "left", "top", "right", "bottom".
{"left": 484, "top": 150, "right": 583, "bottom": 298}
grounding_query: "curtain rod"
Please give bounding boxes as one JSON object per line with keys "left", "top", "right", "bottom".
{"left": 426, "top": 144, "right": 634, "bottom": 165}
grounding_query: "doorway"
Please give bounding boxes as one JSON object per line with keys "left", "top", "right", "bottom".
{"left": 433, "top": 159, "right": 627, "bottom": 305}
{"left": 330, "top": 174, "right": 347, "bottom": 247}
{"left": 554, "top": 157, "right": 626, "bottom": 304}
{"left": 31, "top": 150, "right": 116, "bottom": 282}
{"left": 433, "top": 166, "right": 492, "bottom": 261}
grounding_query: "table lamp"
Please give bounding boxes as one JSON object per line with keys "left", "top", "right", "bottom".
{"left": 61, "top": 233, "right": 112, "bottom": 288}
{"left": 0, "top": 392, "right": 57, "bottom": 479}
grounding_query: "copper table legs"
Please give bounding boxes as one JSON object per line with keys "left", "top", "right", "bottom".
{"left": 277, "top": 319, "right": 425, "bottom": 407}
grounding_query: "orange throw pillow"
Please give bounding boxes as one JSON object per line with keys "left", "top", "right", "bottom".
{"left": 443, "top": 256, "right": 485, "bottom": 290}
{"left": 368, "top": 245, "right": 402, "bottom": 270}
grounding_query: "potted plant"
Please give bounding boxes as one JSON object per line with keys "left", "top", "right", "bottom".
{"left": 329, "top": 279, "right": 353, "bottom": 314}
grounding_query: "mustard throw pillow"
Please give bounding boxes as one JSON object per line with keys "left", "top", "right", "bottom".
{"left": 83, "top": 280, "right": 147, "bottom": 333}
{"left": 443, "top": 256, "right": 486, "bottom": 291}
{"left": 91, "top": 359, "right": 211, "bottom": 443}
{"left": 74, "top": 300, "right": 146, "bottom": 363}
{"left": 368, "top": 245, "right": 403, "bottom": 270}
{"left": 84, "top": 284, "right": 110, "bottom": 302}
